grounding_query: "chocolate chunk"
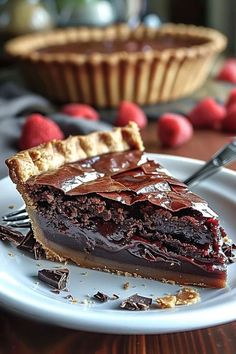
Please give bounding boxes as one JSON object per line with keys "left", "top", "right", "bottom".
{"left": 93, "top": 291, "right": 109, "bottom": 302}
{"left": 120, "top": 294, "right": 152, "bottom": 311}
{"left": 0, "top": 225, "right": 24, "bottom": 244}
{"left": 33, "top": 242, "right": 45, "bottom": 260}
{"left": 17, "top": 229, "right": 35, "bottom": 252}
{"left": 0, "top": 225, "right": 46, "bottom": 260}
{"left": 38, "top": 268, "right": 69, "bottom": 290}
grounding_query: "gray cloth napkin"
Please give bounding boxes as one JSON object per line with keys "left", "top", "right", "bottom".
{"left": 0, "top": 82, "right": 112, "bottom": 179}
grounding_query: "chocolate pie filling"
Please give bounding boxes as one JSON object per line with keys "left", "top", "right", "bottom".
{"left": 25, "top": 151, "right": 226, "bottom": 287}
{"left": 35, "top": 35, "right": 208, "bottom": 55}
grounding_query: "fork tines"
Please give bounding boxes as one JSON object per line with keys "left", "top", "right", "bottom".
{"left": 2, "top": 213, "right": 29, "bottom": 222}
{"left": 6, "top": 221, "right": 31, "bottom": 228}
{"left": 2, "top": 205, "right": 30, "bottom": 228}
{"left": 2, "top": 206, "right": 27, "bottom": 220}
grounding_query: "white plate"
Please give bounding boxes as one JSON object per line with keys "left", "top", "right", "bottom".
{"left": 0, "top": 154, "right": 236, "bottom": 334}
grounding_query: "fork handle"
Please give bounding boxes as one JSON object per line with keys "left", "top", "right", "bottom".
{"left": 184, "top": 139, "right": 236, "bottom": 187}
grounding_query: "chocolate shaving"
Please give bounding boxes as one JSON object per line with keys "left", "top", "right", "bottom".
{"left": 93, "top": 291, "right": 109, "bottom": 302}
{"left": 110, "top": 294, "right": 119, "bottom": 300}
{"left": 17, "top": 229, "right": 35, "bottom": 252}
{"left": 120, "top": 293, "right": 152, "bottom": 311}
{"left": 0, "top": 225, "right": 24, "bottom": 244}
{"left": 38, "top": 268, "right": 69, "bottom": 290}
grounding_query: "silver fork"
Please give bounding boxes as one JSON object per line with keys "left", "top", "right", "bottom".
{"left": 2, "top": 139, "right": 236, "bottom": 228}
{"left": 2, "top": 205, "right": 31, "bottom": 228}
{"left": 184, "top": 138, "right": 236, "bottom": 187}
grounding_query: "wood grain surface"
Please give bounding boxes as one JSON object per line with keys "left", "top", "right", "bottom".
{"left": 0, "top": 310, "right": 235, "bottom": 354}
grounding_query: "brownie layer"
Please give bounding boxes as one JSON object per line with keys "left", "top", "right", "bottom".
{"left": 29, "top": 188, "right": 222, "bottom": 254}
{"left": 27, "top": 150, "right": 219, "bottom": 218}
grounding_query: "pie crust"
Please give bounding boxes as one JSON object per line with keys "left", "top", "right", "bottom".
{"left": 6, "top": 23, "right": 227, "bottom": 107}
{"left": 6, "top": 122, "right": 143, "bottom": 184}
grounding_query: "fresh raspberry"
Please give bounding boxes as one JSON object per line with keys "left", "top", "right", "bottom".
{"left": 19, "top": 114, "right": 64, "bottom": 150}
{"left": 221, "top": 104, "right": 236, "bottom": 133}
{"left": 115, "top": 101, "right": 147, "bottom": 129}
{"left": 62, "top": 104, "right": 99, "bottom": 120}
{"left": 225, "top": 88, "right": 236, "bottom": 109}
{"left": 217, "top": 58, "right": 236, "bottom": 83}
{"left": 188, "top": 98, "right": 226, "bottom": 129}
{"left": 157, "top": 113, "right": 193, "bottom": 148}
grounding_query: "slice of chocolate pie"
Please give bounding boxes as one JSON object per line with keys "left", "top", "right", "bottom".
{"left": 6, "top": 123, "right": 227, "bottom": 288}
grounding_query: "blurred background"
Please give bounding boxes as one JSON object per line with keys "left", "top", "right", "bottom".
{"left": 0, "top": 0, "right": 235, "bottom": 55}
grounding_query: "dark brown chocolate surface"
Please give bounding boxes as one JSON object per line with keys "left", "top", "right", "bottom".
{"left": 35, "top": 35, "right": 207, "bottom": 55}
{"left": 28, "top": 151, "right": 217, "bottom": 218}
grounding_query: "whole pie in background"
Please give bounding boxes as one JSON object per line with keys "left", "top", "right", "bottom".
{"left": 5, "top": 23, "right": 226, "bottom": 107}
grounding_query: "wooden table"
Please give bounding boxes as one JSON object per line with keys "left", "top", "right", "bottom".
{"left": 0, "top": 123, "right": 235, "bottom": 354}
{"left": 0, "top": 309, "right": 235, "bottom": 354}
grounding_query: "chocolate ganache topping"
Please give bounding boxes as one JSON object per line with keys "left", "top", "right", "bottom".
{"left": 28, "top": 151, "right": 216, "bottom": 218}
